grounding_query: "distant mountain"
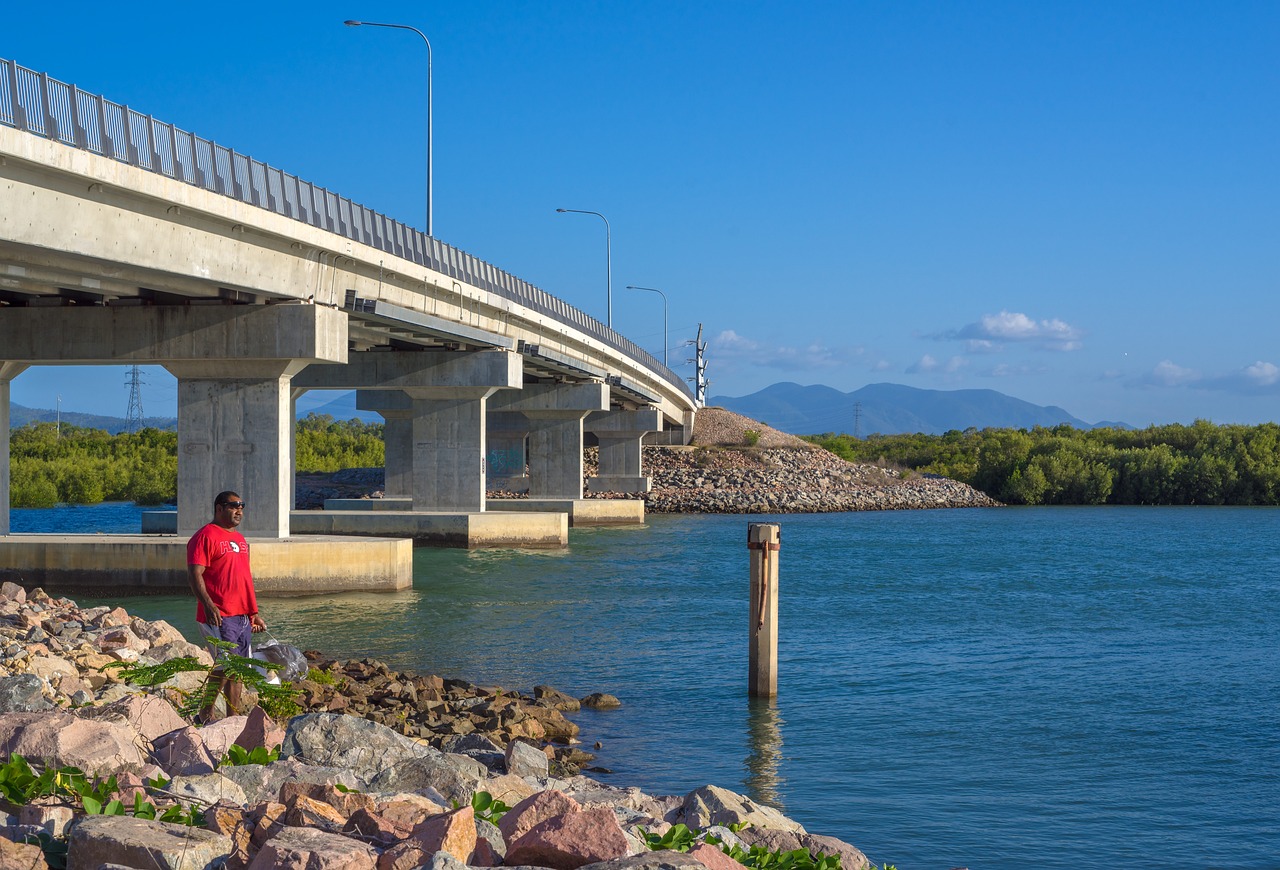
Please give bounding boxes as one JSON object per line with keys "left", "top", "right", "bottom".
{"left": 296, "top": 391, "right": 382, "bottom": 424}
{"left": 709, "top": 382, "right": 1123, "bottom": 436}
{"left": 10, "top": 403, "right": 176, "bottom": 434}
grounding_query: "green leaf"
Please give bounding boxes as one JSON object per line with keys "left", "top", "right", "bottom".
{"left": 104, "top": 799, "right": 125, "bottom": 816}
{"left": 81, "top": 795, "right": 101, "bottom": 815}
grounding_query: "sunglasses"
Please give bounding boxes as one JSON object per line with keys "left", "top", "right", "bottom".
{"left": 219, "top": 501, "right": 247, "bottom": 510}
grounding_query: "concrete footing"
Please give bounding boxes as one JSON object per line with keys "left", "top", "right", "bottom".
{"left": 290, "top": 510, "right": 568, "bottom": 549}
{"left": 485, "top": 498, "right": 644, "bottom": 526}
{"left": 0, "top": 535, "right": 413, "bottom": 596}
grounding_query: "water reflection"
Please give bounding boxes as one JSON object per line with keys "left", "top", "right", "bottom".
{"left": 744, "top": 696, "right": 785, "bottom": 811}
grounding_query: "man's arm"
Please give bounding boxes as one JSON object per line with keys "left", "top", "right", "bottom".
{"left": 187, "top": 563, "right": 222, "bottom": 627}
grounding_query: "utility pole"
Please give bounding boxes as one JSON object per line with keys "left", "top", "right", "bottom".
{"left": 853, "top": 402, "right": 862, "bottom": 439}
{"left": 687, "top": 324, "right": 709, "bottom": 407}
{"left": 125, "top": 366, "right": 145, "bottom": 434}
{"left": 55, "top": 395, "right": 61, "bottom": 437}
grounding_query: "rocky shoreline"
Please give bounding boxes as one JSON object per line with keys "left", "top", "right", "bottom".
{"left": 0, "top": 584, "right": 876, "bottom": 869}
{"left": 298, "top": 408, "right": 998, "bottom": 513}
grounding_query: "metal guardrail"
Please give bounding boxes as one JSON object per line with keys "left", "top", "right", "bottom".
{"left": 0, "top": 57, "right": 693, "bottom": 403}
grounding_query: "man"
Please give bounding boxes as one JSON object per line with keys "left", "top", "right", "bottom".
{"left": 187, "top": 490, "right": 265, "bottom": 714}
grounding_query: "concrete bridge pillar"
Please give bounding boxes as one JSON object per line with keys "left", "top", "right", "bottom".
{"left": 488, "top": 383, "right": 610, "bottom": 500}
{"left": 166, "top": 361, "right": 317, "bottom": 538}
{"left": 586, "top": 409, "right": 663, "bottom": 494}
{"left": 403, "top": 388, "right": 500, "bottom": 512}
{"left": 0, "top": 363, "right": 30, "bottom": 536}
{"left": 296, "top": 350, "right": 523, "bottom": 513}
{"left": 357, "top": 390, "right": 413, "bottom": 498}
{"left": 486, "top": 412, "right": 529, "bottom": 493}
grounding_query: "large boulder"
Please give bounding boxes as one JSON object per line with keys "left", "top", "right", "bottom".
{"left": 367, "top": 752, "right": 487, "bottom": 804}
{"left": 281, "top": 713, "right": 434, "bottom": 781}
{"left": 678, "top": 785, "right": 804, "bottom": 833}
{"left": 151, "top": 726, "right": 217, "bottom": 777}
{"left": 67, "top": 815, "right": 231, "bottom": 870}
{"left": 164, "top": 771, "right": 248, "bottom": 807}
{"left": 0, "top": 674, "right": 53, "bottom": 712}
{"left": 77, "top": 694, "right": 188, "bottom": 743}
{"left": 499, "top": 789, "right": 582, "bottom": 845}
{"left": 249, "top": 825, "right": 378, "bottom": 869}
{"left": 505, "top": 806, "right": 631, "bottom": 869}
{"left": 0, "top": 710, "right": 147, "bottom": 774}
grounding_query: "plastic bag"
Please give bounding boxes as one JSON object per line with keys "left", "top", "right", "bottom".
{"left": 252, "top": 641, "right": 308, "bottom": 683}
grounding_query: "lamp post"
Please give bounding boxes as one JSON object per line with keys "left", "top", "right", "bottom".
{"left": 345, "top": 19, "right": 433, "bottom": 237}
{"left": 625, "top": 285, "right": 669, "bottom": 368}
{"left": 555, "top": 208, "right": 611, "bottom": 329}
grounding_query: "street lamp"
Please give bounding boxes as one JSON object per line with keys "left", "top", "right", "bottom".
{"left": 345, "top": 19, "right": 434, "bottom": 237}
{"left": 556, "top": 208, "right": 611, "bottom": 329}
{"left": 625, "top": 285, "right": 669, "bottom": 368}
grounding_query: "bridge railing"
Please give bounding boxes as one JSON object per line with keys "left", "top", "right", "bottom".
{"left": 0, "top": 58, "right": 693, "bottom": 403}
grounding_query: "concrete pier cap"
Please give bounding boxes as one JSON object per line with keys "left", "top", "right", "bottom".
{"left": 586, "top": 408, "right": 662, "bottom": 494}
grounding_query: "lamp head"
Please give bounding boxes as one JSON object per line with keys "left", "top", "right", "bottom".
{"left": 555, "top": 208, "right": 568, "bottom": 213}
{"left": 344, "top": 20, "right": 363, "bottom": 26}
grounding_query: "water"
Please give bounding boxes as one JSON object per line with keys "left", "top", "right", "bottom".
{"left": 19, "top": 504, "right": 1280, "bottom": 869}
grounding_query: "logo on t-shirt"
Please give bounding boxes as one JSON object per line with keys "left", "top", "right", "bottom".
{"left": 229, "top": 542, "right": 241, "bottom": 553}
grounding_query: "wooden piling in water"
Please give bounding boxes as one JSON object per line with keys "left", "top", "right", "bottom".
{"left": 748, "top": 522, "right": 780, "bottom": 697}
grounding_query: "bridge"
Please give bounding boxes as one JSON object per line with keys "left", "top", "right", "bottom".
{"left": 0, "top": 58, "right": 698, "bottom": 588}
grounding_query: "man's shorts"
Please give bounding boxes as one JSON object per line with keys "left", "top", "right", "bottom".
{"left": 197, "top": 615, "right": 253, "bottom": 658}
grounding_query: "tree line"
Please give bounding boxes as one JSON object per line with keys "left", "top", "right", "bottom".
{"left": 9, "top": 415, "right": 385, "bottom": 508}
{"left": 805, "top": 421, "right": 1280, "bottom": 505}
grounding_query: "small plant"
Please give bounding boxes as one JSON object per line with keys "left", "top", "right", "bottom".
{"left": 453, "top": 790, "right": 511, "bottom": 823}
{"left": 306, "top": 667, "right": 338, "bottom": 686}
{"left": 743, "top": 429, "right": 762, "bottom": 447}
{"left": 219, "top": 744, "right": 281, "bottom": 768}
{"left": 636, "top": 821, "right": 840, "bottom": 870}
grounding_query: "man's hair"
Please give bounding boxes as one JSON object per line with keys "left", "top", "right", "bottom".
{"left": 214, "top": 491, "right": 240, "bottom": 508}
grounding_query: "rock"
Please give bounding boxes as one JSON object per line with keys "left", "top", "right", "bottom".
{"left": 408, "top": 805, "right": 477, "bottom": 862}
{"left": 27, "top": 654, "right": 77, "bottom": 683}
{"left": 151, "top": 726, "right": 218, "bottom": 776}
{"left": 439, "top": 733, "right": 503, "bottom": 754}
{"left": 145, "top": 639, "right": 215, "bottom": 666}
{"left": 475, "top": 816, "right": 507, "bottom": 862}
{"left": 281, "top": 712, "right": 434, "bottom": 780}
{"left": 506, "top": 739, "right": 551, "bottom": 778}
{"left": 235, "top": 705, "right": 286, "bottom": 753}
{"left": 0, "top": 674, "right": 53, "bottom": 712}
{"left": 249, "top": 825, "right": 378, "bottom": 869}
{"left": 524, "top": 705, "right": 581, "bottom": 741}
{"left": 67, "top": 814, "right": 231, "bottom": 870}
{"left": 484, "top": 772, "right": 539, "bottom": 807}
{"left": 578, "top": 851, "right": 710, "bottom": 870}
{"left": 280, "top": 781, "right": 376, "bottom": 818}
{"left": 198, "top": 715, "right": 250, "bottom": 760}
{"left": 679, "top": 785, "right": 804, "bottom": 833}
{"left": 0, "top": 710, "right": 147, "bottom": 774}
{"left": 689, "top": 843, "right": 751, "bottom": 870}
{"left": 18, "top": 797, "right": 77, "bottom": 837}
{"left": 367, "top": 752, "right": 486, "bottom": 803}
{"left": 285, "top": 792, "right": 351, "bottom": 830}
{"left": 0, "top": 836, "right": 45, "bottom": 867}
{"left": 499, "top": 789, "right": 583, "bottom": 845}
{"left": 505, "top": 806, "right": 631, "bottom": 869}
{"left": 0, "top": 581, "right": 27, "bottom": 603}
{"left": 130, "top": 617, "right": 186, "bottom": 647}
{"left": 221, "top": 757, "right": 366, "bottom": 805}
{"left": 78, "top": 694, "right": 187, "bottom": 742}
{"left": 797, "top": 833, "right": 871, "bottom": 870}
{"left": 535, "top": 685, "right": 582, "bottom": 712}
{"left": 165, "top": 771, "right": 248, "bottom": 807}
{"left": 580, "top": 693, "right": 622, "bottom": 709}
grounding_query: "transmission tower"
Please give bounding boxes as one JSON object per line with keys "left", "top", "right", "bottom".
{"left": 853, "top": 402, "right": 862, "bottom": 439}
{"left": 686, "top": 323, "right": 709, "bottom": 407}
{"left": 125, "top": 365, "right": 145, "bottom": 433}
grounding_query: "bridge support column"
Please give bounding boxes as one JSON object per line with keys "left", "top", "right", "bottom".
{"left": 586, "top": 409, "right": 662, "bottom": 494}
{"left": 486, "top": 412, "right": 529, "bottom": 493}
{"left": 488, "top": 384, "right": 610, "bottom": 500}
{"left": 166, "top": 362, "right": 317, "bottom": 538}
{"left": 357, "top": 390, "right": 414, "bottom": 497}
{"left": 0, "top": 364, "right": 30, "bottom": 536}
{"left": 403, "top": 388, "right": 499, "bottom": 512}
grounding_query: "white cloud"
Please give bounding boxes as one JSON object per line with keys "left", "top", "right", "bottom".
{"left": 710, "top": 330, "right": 877, "bottom": 373}
{"left": 907, "top": 354, "right": 939, "bottom": 374}
{"left": 1242, "top": 361, "right": 1280, "bottom": 387}
{"left": 1137, "top": 360, "right": 1201, "bottom": 388}
{"left": 943, "top": 310, "right": 1083, "bottom": 352}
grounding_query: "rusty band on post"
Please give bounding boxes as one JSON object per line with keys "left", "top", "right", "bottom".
{"left": 748, "top": 538, "right": 780, "bottom": 629}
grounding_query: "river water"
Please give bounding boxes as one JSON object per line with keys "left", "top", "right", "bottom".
{"left": 12, "top": 503, "right": 1280, "bottom": 869}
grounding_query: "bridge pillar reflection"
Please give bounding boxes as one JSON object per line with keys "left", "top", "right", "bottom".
{"left": 488, "top": 383, "right": 609, "bottom": 500}
{"left": 0, "top": 363, "right": 31, "bottom": 536}
{"left": 586, "top": 409, "right": 662, "bottom": 494}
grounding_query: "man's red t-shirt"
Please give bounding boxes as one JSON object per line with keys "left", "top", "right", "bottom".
{"left": 187, "top": 523, "right": 257, "bottom": 624}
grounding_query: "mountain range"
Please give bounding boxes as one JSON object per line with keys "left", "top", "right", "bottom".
{"left": 709, "top": 382, "right": 1128, "bottom": 436}
{"left": 11, "top": 382, "right": 1127, "bottom": 437}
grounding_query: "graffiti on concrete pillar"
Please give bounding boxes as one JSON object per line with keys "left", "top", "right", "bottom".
{"left": 487, "top": 445, "right": 526, "bottom": 476}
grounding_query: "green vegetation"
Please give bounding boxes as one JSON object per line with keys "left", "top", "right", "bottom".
{"left": 0, "top": 753, "right": 204, "bottom": 867}
{"left": 219, "top": 744, "right": 281, "bottom": 767}
{"left": 103, "top": 638, "right": 302, "bottom": 721}
{"left": 743, "top": 428, "right": 762, "bottom": 447}
{"left": 638, "top": 822, "right": 841, "bottom": 870}
{"left": 8, "top": 413, "right": 384, "bottom": 508}
{"left": 806, "top": 420, "right": 1280, "bottom": 505}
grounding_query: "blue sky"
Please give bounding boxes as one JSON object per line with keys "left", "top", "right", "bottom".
{"left": 5, "top": 2, "right": 1278, "bottom": 428}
